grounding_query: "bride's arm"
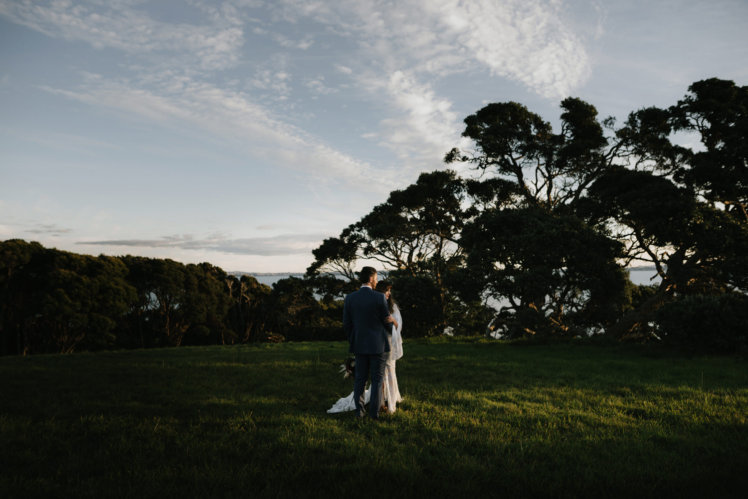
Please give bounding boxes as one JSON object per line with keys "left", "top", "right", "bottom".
{"left": 386, "top": 315, "right": 399, "bottom": 329}
{"left": 393, "top": 305, "right": 402, "bottom": 334}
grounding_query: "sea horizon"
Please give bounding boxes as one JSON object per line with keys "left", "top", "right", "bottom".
{"left": 232, "top": 267, "right": 661, "bottom": 287}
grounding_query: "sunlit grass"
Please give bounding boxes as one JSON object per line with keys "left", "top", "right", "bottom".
{"left": 1, "top": 338, "right": 746, "bottom": 497}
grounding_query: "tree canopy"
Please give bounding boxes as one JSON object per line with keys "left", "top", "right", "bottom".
{"left": 308, "top": 77, "right": 747, "bottom": 350}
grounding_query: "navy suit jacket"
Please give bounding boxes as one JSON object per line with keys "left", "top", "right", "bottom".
{"left": 343, "top": 286, "right": 392, "bottom": 354}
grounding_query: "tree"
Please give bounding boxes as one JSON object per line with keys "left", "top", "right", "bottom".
{"left": 308, "top": 170, "right": 471, "bottom": 334}
{"left": 580, "top": 79, "right": 748, "bottom": 337}
{"left": 671, "top": 78, "right": 748, "bottom": 221}
{"left": 458, "top": 207, "right": 626, "bottom": 337}
{"left": 445, "top": 98, "right": 628, "bottom": 337}
{"left": 308, "top": 170, "right": 468, "bottom": 278}
{"left": 0, "top": 240, "right": 45, "bottom": 354}
{"left": 181, "top": 263, "right": 234, "bottom": 346}
{"left": 14, "top": 249, "right": 137, "bottom": 353}
{"left": 224, "top": 274, "right": 272, "bottom": 343}
{"left": 267, "top": 277, "right": 339, "bottom": 341}
{"left": 122, "top": 257, "right": 193, "bottom": 347}
{"left": 446, "top": 98, "right": 613, "bottom": 209}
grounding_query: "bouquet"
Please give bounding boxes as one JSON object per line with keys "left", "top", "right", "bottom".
{"left": 338, "top": 357, "right": 355, "bottom": 379}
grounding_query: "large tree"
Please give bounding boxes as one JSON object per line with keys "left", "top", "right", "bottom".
{"left": 448, "top": 79, "right": 747, "bottom": 340}
{"left": 458, "top": 207, "right": 626, "bottom": 337}
{"left": 671, "top": 78, "right": 748, "bottom": 220}
{"left": 446, "top": 98, "right": 628, "bottom": 336}
{"left": 580, "top": 78, "right": 748, "bottom": 337}
{"left": 308, "top": 170, "right": 468, "bottom": 279}
{"left": 445, "top": 97, "right": 614, "bottom": 209}
{"left": 307, "top": 170, "right": 473, "bottom": 335}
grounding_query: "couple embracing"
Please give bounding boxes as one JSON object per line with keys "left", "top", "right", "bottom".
{"left": 328, "top": 266, "right": 403, "bottom": 419}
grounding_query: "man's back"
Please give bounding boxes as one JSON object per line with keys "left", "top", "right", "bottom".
{"left": 344, "top": 287, "right": 391, "bottom": 354}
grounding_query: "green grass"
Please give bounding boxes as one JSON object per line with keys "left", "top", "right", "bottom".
{"left": 1, "top": 338, "right": 746, "bottom": 498}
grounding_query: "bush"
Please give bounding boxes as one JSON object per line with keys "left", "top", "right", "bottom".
{"left": 390, "top": 275, "right": 444, "bottom": 337}
{"left": 656, "top": 293, "right": 748, "bottom": 352}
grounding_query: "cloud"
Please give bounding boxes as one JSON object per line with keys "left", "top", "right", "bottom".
{"left": 2, "top": 0, "right": 594, "bottom": 192}
{"left": 430, "top": 0, "right": 591, "bottom": 98}
{"left": 40, "top": 74, "right": 390, "bottom": 191}
{"left": 377, "top": 70, "right": 468, "bottom": 163}
{"left": 248, "top": 68, "right": 292, "bottom": 100}
{"left": 78, "top": 233, "right": 324, "bottom": 256}
{"left": 5, "top": 0, "right": 391, "bottom": 192}
{"left": 304, "top": 76, "right": 337, "bottom": 96}
{"left": 267, "top": 0, "right": 593, "bottom": 170}
{"left": 335, "top": 65, "right": 353, "bottom": 75}
{"left": 273, "top": 0, "right": 591, "bottom": 98}
{"left": 25, "top": 224, "right": 73, "bottom": 236}
{"left": 0, "top": 0, "right": 244, "bottom": 71}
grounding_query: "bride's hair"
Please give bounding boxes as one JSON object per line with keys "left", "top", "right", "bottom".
{"left": 375, "top": 280, "right": 396, "bottom": 313}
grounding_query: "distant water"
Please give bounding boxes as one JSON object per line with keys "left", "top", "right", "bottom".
{"left": 240, "top": 269, "right": 661, "bottom": 288}
{"left": 628, "top": 268, "right": 661, "bottom": 286}
{"left": 235, "top": 273, "right": 306, "bottom": 287}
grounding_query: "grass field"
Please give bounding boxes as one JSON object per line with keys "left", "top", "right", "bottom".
{"left": 1, "top": 338, "right": 746, "bottom": 498}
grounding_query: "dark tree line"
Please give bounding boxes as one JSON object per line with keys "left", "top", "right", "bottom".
{"left": 2, "top": 78, "right": 745, "bottom": 354}
{"left": 308, "top": 78, "right": 748, "bottom": 352}
{"left": 0, "top": 240, "right": 351, "bottom": 355}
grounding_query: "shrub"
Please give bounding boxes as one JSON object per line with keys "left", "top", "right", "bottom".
{"left": 656, "top": 293, "right": 748, "bottom": 352}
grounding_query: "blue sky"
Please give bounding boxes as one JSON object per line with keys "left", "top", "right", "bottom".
{"left": 1, "top": 0, "right": 747, "bottom": 272}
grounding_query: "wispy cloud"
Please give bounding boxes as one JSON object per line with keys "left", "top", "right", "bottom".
{"left": 2, "top": 0, "right": 594, "bottom": 193}
{"left": 3, "top": 0, "right": 394, "bottom": 193}
{"left": 0, "top": 0, "right": 244, "bottom": 71}
{"left": 274, "top": 0, "right": 591, "bottom": 98}
{"left": 26, "top": 224, "right": 73, "bottom": 236}
{"left": 376, "top": 70, "right": 468, "bottom": 164}
{"left": 269, "top": 0, "right": 593, "bottom": 169}
{"left": 40, "top": 73, "right": 391, "bottom": 191}
{"left": 78, "top": 233, "right": 323, "bottom": 256}
{"left": 429, "top": 0, "right": 591, "bottom": 98}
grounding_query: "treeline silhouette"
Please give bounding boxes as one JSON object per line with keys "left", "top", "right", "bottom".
{"left": 306, "top": 78, "right": 747, "bottom": 353}
{"left": 0, "top": 239, "right": 353, "bottom": 355}
{"left": 3, "top": 77, "right": 747, "bottom": 355}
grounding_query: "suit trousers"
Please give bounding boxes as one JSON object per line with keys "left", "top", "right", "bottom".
{"left": 353, "top": 352, "right": 388, "bottom": 419}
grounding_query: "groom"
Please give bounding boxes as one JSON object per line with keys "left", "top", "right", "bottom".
{"left": 343, "top": 266, "right": 393, "bottom": 420}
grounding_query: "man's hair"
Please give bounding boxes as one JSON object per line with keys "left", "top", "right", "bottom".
{"left": 358, "top": 266, "right": 377, "bottom": 284}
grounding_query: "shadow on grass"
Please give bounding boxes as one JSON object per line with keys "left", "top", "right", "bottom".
{"left": 1, "top": 341, "right": 746, "bottom": 497}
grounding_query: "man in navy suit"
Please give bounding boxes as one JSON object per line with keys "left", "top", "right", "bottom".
{"left": 343, "top": 266, "right": 393, "bottom": 419}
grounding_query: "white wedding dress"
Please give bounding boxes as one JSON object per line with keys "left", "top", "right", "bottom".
{"left": 327, "top": 304, "right": 403, "bottom": 414}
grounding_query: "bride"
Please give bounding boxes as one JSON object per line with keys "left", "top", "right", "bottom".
{"left": 327, "top": 280, "right": 403, "bottom": 414}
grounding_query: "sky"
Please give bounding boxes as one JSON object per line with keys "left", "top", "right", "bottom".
{"left": 1, "top": 0, "right": 747, "bottom": 273}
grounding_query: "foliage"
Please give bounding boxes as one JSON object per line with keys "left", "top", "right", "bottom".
{"left": 1, "top": 242, "right": 137, "bottom": 354}
{"left": 0, "top": 240, "right": 353, "bottom": 354}
{"left": 387, "top": 274, "right": 444, "bottom": 337}
{"left": 308, "top": 170, "right": 468, "bottom": 278}
{"left": 442, "top": 77, "right": 747, "bottom": 342}
{"left": 446, "top": 97, "right": 612, "bottom": 208}
{"left": 577, "top": 78, "right": 746, "bottom": 338}
{"left": 671, "top": 78, "right": 748, "bottom": 220}
{"left": 307, "top": 170, "right": 472, "bottom": 334}
{"left": 459, "top": 207, "right": 627, "bottom": 337}
{"left": 656, "top": 293, "right": 748, "bottom": 352}
{"left": 268, "top": 277, "right": 344, "bottom": 342}
{"left": 224, "top": 273, "right": 273, "bottom": 344}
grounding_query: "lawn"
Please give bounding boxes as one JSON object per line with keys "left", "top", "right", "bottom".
{"left": 1, "top": 338, "right": 746, "bottom": 498}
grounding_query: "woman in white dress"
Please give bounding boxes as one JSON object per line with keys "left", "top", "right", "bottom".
{"left": 327, "top": 280, "right": 403, "bottom": 414}
{"left": 376, "top": 280, "right": 403, "bottom": 413}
